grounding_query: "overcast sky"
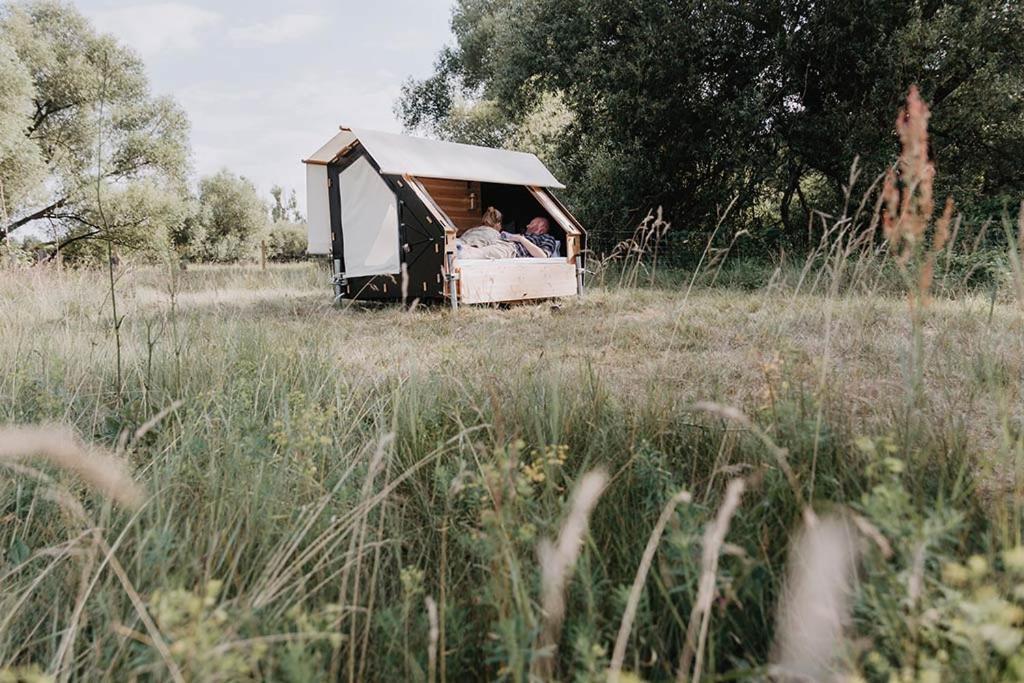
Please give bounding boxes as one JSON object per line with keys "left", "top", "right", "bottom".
{"left": 77, "top": 0, "right": 455, "bottom": 210}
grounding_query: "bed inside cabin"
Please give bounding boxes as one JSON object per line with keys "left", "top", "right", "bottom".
{"left": 409, "top": 177, "right": 582, "bottom": 303}
{"left": 415, "top": 178, "right": 572, "bottom": 253}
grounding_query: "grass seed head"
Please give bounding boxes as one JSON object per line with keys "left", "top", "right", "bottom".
{"left": 772, "top": 514, "right": 858, "bottom": 683}
{"left": 0, "top": 424, "right": 143, "bottom": 508}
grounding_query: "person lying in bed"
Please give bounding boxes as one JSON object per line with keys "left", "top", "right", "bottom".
{"left": 458, "top": 207, "right": 519, "bottom": 259}
{"left": 502, "top": 217, "right": 557, "bottom": 258}
{"left": 459, "top": 211, "right": 557, "bottom": 259}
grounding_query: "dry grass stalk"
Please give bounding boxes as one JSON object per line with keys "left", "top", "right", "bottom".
{"left": 531, "top": 468, "right": 609, "bottom": 680}
{"left": 676, "top": 477, "right": 746, "bottom": 683}
{"left": 882, "top": 86, "right": 933, "bottom": 261}
{"left": 881, "top": 86, "right": 956, "bottom": 309}
{"left": 5, "top": 451, "right": 180, "bottom": 682}
{"left": 850, "top": 512, "right": 893, "bottom": 559}
{"left": 129, "top": 399, "right": 184, "bottom": 449}
{"left": 54, "top": 518, "right": 100, "bottom": 681}
{"left": 692, "top": 402, "right": 805, "bottom": 507}
{"left": 771, "top": 514, "right": 858, "bottom": 683}
{"left": 345, "top": 433, "right": 392, "bottom": 683}
{"left": 681, "top": 194, "right": 740, "bottom": 301}
{"left": 609, "top": 489, "right": 692, "bottom": 681}
{"left": 425, "top": 596, "right": 439, "bottom": 683}
{"left": 595, "top": 207, "right": 672, "bottom": 288}
{"left": 0, "top": 424, "right": 142, "bottom": 508}
{"left": 1006, "top": 202, "right": 1024, "bottom": 305}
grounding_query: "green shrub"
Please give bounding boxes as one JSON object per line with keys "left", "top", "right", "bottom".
{"left": 265, "top": 222, "right": 308, "bottom": 261}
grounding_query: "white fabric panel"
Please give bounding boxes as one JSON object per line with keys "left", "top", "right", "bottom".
{"left": 305, "top": 164, "right": 331, "bottom": 254}
{"left": 350, "top": 127, "right": 565, "bottom": 188}
{"left": 340, "top": 157, "right": 400, "bottom": 277}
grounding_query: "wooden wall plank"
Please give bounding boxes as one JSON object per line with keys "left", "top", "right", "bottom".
{"left": 457, "top": 259, "right": 577, "bottom": 304}
{"left": 419, "top": 178, "right": 482, "bottom": 233}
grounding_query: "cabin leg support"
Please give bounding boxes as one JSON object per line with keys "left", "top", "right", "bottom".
{"left": 445, "top": 252, "right": 459, "bottom": 311}
{"left": 331, "top": 258, "right": 347, "bottom": 301}
{"left": 575, "top": 257, "right": 584, "bottom": 298}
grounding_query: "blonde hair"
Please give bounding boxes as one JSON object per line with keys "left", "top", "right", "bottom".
{"left": 482, "top": 206, "right": 503, "bottom": 229}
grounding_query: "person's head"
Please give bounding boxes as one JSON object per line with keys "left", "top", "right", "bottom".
{"left": 526, "top": 217, "right": 550, "bottom": 235}
{"left": 482, "top": 206, "right": 503, "bottom": 229}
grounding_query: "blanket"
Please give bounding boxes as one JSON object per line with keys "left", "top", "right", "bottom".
{"left": 459, "top": 226, "right": 502, "bottom": 247}
{"left": 459, "top": 241, "right": 518, "bottom": 259}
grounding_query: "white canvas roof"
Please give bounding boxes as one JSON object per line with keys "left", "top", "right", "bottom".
{"left": 304, "top": 127, "right": 565, "bottom": 189}
{"left": 305, "top": 130, "right": 357, "bottom": 164}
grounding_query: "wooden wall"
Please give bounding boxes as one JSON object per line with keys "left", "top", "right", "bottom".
{"left": 418, "top": 178, "right": 482, "bottom": 233}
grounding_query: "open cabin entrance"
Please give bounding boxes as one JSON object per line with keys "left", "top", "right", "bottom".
{"left": 406, "top": 175, "right": 584, "bottom": 305}
{"left": 415, "top": 178, "right": 577, "bottom": 257}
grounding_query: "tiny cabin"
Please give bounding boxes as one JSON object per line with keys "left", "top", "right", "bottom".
{"left": 303, "top": 127, "right": 585, "bottom": 307}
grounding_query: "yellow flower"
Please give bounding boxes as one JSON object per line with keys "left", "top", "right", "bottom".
{"left": 942, "top": 562, "right": 969, "bottom": 587}
{"left": 854, "top": 436, "right": 876, "bottom": 455}
{"left": 1003, "top": 546, "right": 1024, "bottom": 574}
{"left": 967, "top": 555, "right": 989, "bottom": 579}
{"left": 1001, "top": 604, "right": 1024, "bottom": 626}
{"left": 883, "top": 457, "right": 905, "bottom": 474}
{"left": 979, "top": 623, "right": 1024, "bottom": 655}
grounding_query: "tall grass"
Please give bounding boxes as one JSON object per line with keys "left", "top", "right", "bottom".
{"left": 1, "top": 89, "right": 1024, "bottom": 681}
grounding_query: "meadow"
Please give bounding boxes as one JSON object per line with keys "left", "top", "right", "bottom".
{"left": 2, "top": 249, "right": 1024, "bottom": 681}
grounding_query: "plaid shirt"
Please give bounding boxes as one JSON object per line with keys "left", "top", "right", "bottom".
{"left": 512, "top": 232, "right": 558, "bottom": 258}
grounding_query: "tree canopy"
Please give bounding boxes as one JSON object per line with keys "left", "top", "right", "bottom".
{"left": 399, "top": 0, "right": 1024, "bottom": 252}
{"left": 0, "top": 38, "right": 43, "bottom": 218}
{"left": 193, "top": 170, "right": 268, "bottom": 263}
{"left": 0, "top": 0, "right": 190, "bottom": 250}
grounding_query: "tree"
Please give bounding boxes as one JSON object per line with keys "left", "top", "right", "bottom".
{"left": 0, "top": 0, "right": 190, "bottom": 250}
{"left": 0, "top": 38, "right": 44, "bottom": 220}
{"left": 400, "top": 0, "right": 788, "bottom": 245}
{"left": 57, "top": 181, "right": 194, "bottom": 264}
{"left": 270, "top": 185, "right": 303, "bottom": 223}
{"left": 264, "top": 224, "right": 307, "bottom": 261}
{"left": 195, "top": 171, "right": 267, "bottom": 262}
{"left": 400, "top": 0, "right": 1024, "bottom": 252}
{"left": 770, "top": 0, "right": 1024, "bottom": 235}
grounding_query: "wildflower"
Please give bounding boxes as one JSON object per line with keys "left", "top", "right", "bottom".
{"left": 400, "top": 566, "right": 425, "bottom": 597}
{"left": 204, "top": 580, "right": 223, "bottom": 607}
{"left": 1003, "top": 546, "right": 1024, "bottom": 574}
{"left": 979, "top": 623, "right": 1024, "bottom": 655}
{"left": 521, "top": 460, "right": 546, "bottom": 483}
{"left": 517, "top": 522, "right": 537, "bottom": 542}
{"left": 967, "top": 555, "right": 989, "bottom": 579}
{"left": 883, "top": 457, "right": 904, "bottom": 474}
{"left": 609, "top": 673, "right": 645, "bottom": 683}
{"left": 942, "top": 562, "right": 969, "bottom": 587}
{"left": 854, "top": 437, "right": 876, "bottom": 455}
